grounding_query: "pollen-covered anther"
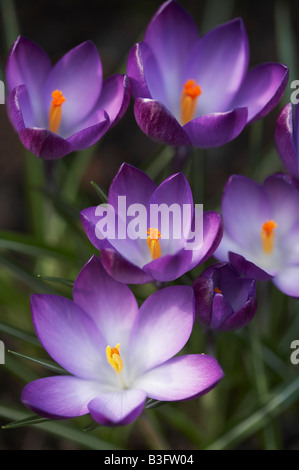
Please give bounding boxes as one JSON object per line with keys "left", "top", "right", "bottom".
{"left": 181, "top": 79, "right": 202, "bottom": 125}
{"left": 147, "top": 227, "right": 161, "bottom": 260}
{"left": 49, "top": 89, "right": 66, "bottom": 134}
{"left": 261, "top": 220, "right": 277, "bottom": 254}
{"left": 106, "top": 343, "right": 123, "bottom": 374}
{"left": 214, "top": 287, "right": 222, "bottom": 294}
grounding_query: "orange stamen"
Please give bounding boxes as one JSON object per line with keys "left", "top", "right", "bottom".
{"left": 181, "top": 79, "right": 202, "bottom": 125}
{"left": 147, "top": 227, "right": 161, "bottom": 260}
{"left": 106, "top": 343, "right": 123, "bottom": 374}
{"left": 261, "top": 220, "right": 277, "bottom": 254}
{"left": 214, "top": 287, "right": 222, "bottom": 294}
{"left": 48, "top": 89, "right": 66, "bottom": 134}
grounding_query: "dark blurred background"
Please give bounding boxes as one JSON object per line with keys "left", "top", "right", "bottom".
{"left": 0, "top": 0, "right": 299, "bottom": 450}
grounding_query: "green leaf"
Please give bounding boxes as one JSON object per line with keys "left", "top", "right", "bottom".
{"left": 0, "top": 321, "right": 40, "bottom": 347}
{"left": 145, "top": 399, "right": 166, "bottom": 410}
{"left": 2, "top": 414, "right": 50, "bottom": 429}
{"left": 4, "top": 354, "right": 40, "bottom": 383}
{"left": 8, "top": 350, "right": 68, "bottom": 375}
{"left": 0, "top": 0, "right": 20, "bottom": 52}
{"left": 144, "top": 146, "right": 174, "bottom": 180}
{"left": 0, "top": 403, "right": 120, "bottom": 450}
{"left": 275, "top": 0, "right": 297, "bottom": 86}
{"left": 205, "top": 375, "right": 299, "bottom": 450}
{"left": 0, "top": 254, "right": 58, "bottom": 294}
{"left": 0, "top": 230, "right": 75, "bottom": 261}
{"left": 37, "top": 274, "right": 74, "bottom": 287}
{"left": 61, "top": 146, "right": 96, "bottom": 204}
{"left": 201, "top": 0, "right": 235, "bottom": 33}
{"left": 90, "top": 181, "right": 108, "bottom": 203}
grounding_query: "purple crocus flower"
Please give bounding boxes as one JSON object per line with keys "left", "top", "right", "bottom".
{"left": 22, "top": 256, "right": 224, "bottom": 426}
{"left": 80, "top": 163, "right": 223, "bottom": 284}
{"left": 275, "top": 102, "right": 299, "bottom": 177}
{"left": 127, "top": 0, "right": 288, "bottom": 148}
{"left": 6, "top": 36, "right": 130, "bottom": 159}
{"left": 193, "top": 263, "right": 257, "bottom": 331}
{"left": 214, "top": 173, "right": 299, "bottom": 297}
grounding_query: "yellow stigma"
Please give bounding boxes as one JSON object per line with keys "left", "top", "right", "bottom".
{"left": 214, "top": 287, "right": 222, "bottom": 294}
{"left": 180, "top": 79, "right": 202, "bottom": 125}
{"left": 48, "top": 89, "right": 66, "bottom": 134}
{"left": 106, "top": 343, "right": 123, "bottom": 374}
{"left": 261, "top": 220, "right": 277, "bottom": 254}
{"left": 147, "top": 227, "right": 161, "bottom": 260}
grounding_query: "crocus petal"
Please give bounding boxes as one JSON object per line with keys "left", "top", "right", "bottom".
{"left": 263, "top": 173, "right": 299, "bottom": 234}
{"left": 73, "top": 256, "right": 139, "bottom": 347}
{"left": 127, "top": 42, "right": 163, "bottom": 101}
{"left": 144, "top": 0, "right": 199, "bottom": 116}
{"left": 143, "top": 249, "right": 192, "bottom": 282}
{"left": 109, "top": 162, "right": 156, "bottom": 210}
{"left": 88, "top": 389, "right": 146, "bottom": 426}
{"left": 96, "top": 74, "right": 131, "bottom": 126}
{"left": 210, "top": 294, "right": 234, "bottom": 329}
{"left": 213, "top": 231, "right": 241, "bottom": 262}
{"left": 183, "top": 108, "right": 248, "bottom": 148}
{"left": 31, "top": 294, "right": 106, "bottom": 380}
{"left": 193, "top": 276, "right": 214, "bottom": 326}
{"left": 43, "top": 41, "right": 103, "bottom": 137}
{"left": 188, "top": 211, "right": 223, "bottom": 267}
{"left": 80, "top": 206, "right": 112, "bottom": 251}
{"left": 19, "top": 127, "right": 74, "bottom": 159}
{"left": 274, "top": 103, "right": 298, "bottom": 176}
{"left": 232, "top": 63, "right": 289, "bottom": 123}
{"left": 194, "top": 262, "right": 257, "bottom": 331}
{"left": 281, "top": 219, "right": 299, "bottom": 265}
{"left": 274, "top": 264, "right": 299, "bottom": 298}
{"left": 105, "top": 163, "right": 157, "bottom": 268}
{"left": 229, "top": 252, "right": 273, "bottom": 281}
{"left": 143, "top": 211, "right": 221, "bottom": 281}
{"left": 147, "top": 172, "right": 193, "bottom": 255}
{"left": 6, "top": 36, "right": 52, "bottom": 126}
{"left": 220, "top": 296, "right": 257, "bottom": 331}
{"left": 134, "top": 355, "right": 224, "bottom": 401}
{"left": 22, "top": 376, "right": 101, "bottom": 419}
{"left": 221, "top": 175, "right": 271, "bottom": 249}
{"left": 220, "top": 272, "right": 256, "bottom": 312}
{"left": 7, "top": 85, "right": 34, "bottom": 131}
{"left": 100, "top": 248, "right": 154, "bottom": 284}
{"left": 67, "top": 111, "right": 110, "bottom": 151}
{"left": 134, "top": 98, "right": 191, "bottom": 146}
{"left": 184, "top": 18, "right": 249, "bottom": 114}
{"left": 128, "top": 286, "right": 194, "bottom": 378}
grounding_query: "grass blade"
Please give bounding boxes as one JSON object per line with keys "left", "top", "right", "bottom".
{"left": 0, "top": 403, "right": 120, "bottom": 450}
{"left": 8, "top": 350, "right": 67, "bottom": 375}
{"left": 205, "top": 375, "right": 299, "bottom": 450}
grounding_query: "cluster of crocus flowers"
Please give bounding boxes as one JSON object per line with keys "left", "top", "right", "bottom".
{"left": 214, "top": 173, "right": 299, "bottom": 297}
{"left": 22, "top": 256, "right": 224, "bottom": 426}
{"left": 127, "top": 0, "right": 288, "bottom": 148}
{"left": 4, "top": 0, "right": 294, "bottom": 434}
{"left": 80, "top": 163, "right": 223, "bottom": 284}
{"left": 6, "top": 36, "right": 130, "bottom": 159}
